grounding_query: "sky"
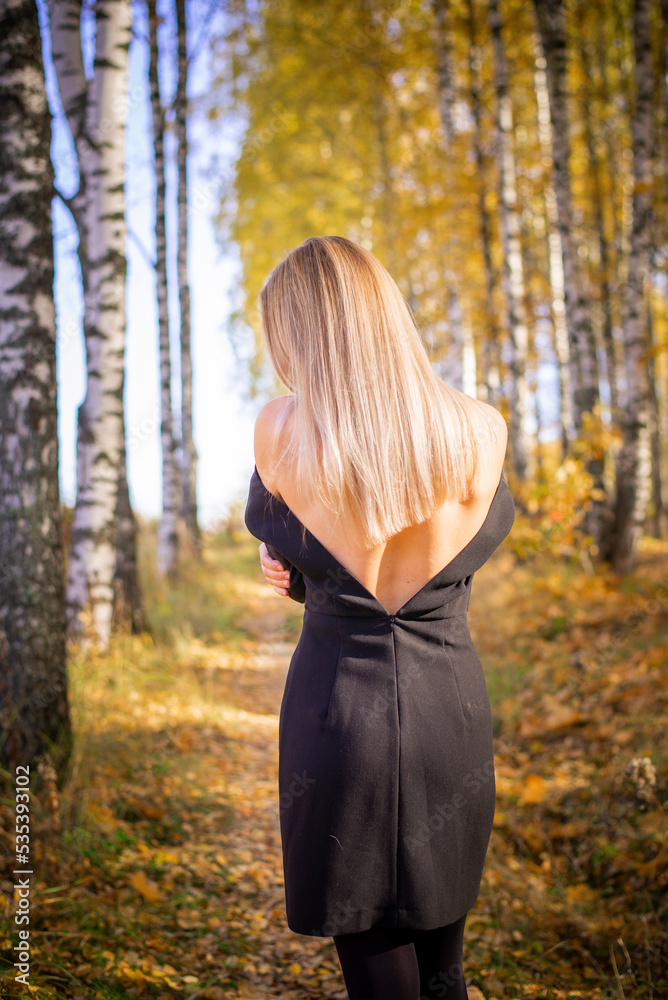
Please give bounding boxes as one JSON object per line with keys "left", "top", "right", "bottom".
{"left": 38, "top": 0, "right": 260, "bottom": 530}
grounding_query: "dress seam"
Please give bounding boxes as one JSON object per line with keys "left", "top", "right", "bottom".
{"left": 393, "top": 619, "right": 400, "bottom": 920}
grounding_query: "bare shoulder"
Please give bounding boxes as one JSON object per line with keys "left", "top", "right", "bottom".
{"left": 253, "top": 396, "right": 295, "bottom": 489}
{"left": 471, "top": 397, "right": 507, "bottom": 438}
{"left": 466, "top": 398, "right": 509, "bottom": 498}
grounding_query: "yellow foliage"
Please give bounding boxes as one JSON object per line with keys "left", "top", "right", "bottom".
{"left": 129, "top": 870, "right": 163, "bottom": 903}
{"left": 519, "top": 773, "right": 548, "bottom": 804}
{"left": 510, "top": 406, "right": 622, "bottom": 562}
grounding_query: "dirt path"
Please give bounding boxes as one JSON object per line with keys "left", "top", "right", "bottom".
{"left": 212, "top": 599, "right": 348, "bottom": 999}
{"left": 212, "top": 591, "right": 490, "bottom": 1000}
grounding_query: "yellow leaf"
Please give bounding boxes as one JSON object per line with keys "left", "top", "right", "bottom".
{"left": 129, "top": 870, "right": 163, "bottom": 902}
{"left": 519, "top": 774, "right": 547, "bottom": 804}
{"left": 154, "top": 851, "right": 179, "bottom": 865}
{"left": 289, "top": 962, "right": 302, "bottom": 975}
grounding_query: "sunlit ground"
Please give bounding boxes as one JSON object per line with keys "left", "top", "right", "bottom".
{"left": 0, "top": 518, "right": 666, "bottom": 999}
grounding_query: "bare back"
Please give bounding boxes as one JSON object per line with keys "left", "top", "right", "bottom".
{"left": 255, "top": 395, "right": 508, "bottom": 616}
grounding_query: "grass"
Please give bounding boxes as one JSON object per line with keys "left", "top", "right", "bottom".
{"left": 0, "top": 520, "right": 666, "bottom": 999}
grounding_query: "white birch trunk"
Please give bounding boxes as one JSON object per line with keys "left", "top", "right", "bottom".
{"left": 464, "top": 0, "right": 501, "bottom": 404}
{"left": 48, "top": 0, "right": 132, "bottom": 648}
{"left": 534, "top": 0, "right": 600, "bottom": 427}
{"left": 533, "top": 35, "right": 573, "bottom": 453}
{"left": 489, "top": 0, "right": 530, "bottom": 482}
{"left": 175, "top": 0, "right": 200, "bottom": 555}
{"left": 437, "top": 288, "right": 471, "bottom": 394}
{"left": 148, "top": 0, "right": 181, "bottom": 577}
{"left": 0, "top": 0, "right": 71, "bottom": 769}
{"left": 612, "top": 0, "right": 655, "bottom": 571}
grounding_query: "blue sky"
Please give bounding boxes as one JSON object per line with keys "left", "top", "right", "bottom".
{"left": 38, "top": 0, "right": 260, "bottom": 529}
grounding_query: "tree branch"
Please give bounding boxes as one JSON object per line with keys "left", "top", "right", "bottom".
{"left": 47, "top": 0, "right": 88, "bottom": 150}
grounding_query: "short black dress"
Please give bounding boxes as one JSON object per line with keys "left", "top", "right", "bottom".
{"left": 244, "top": 464, "right": 515, "bottom": 937}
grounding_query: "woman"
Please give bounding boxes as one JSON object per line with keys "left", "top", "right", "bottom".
{"left": 244, "top": 236, "right": 515, "bottom": 1000}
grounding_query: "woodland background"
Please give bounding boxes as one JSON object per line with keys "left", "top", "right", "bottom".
{"left": 0, "top": 0, "right": 667, "bottom": 997}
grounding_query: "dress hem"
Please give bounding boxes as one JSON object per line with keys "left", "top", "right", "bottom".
{"left": 287, "top": 898, "right": 477, "bottom": 938}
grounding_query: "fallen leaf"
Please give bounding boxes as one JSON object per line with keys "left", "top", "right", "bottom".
{"left": 129, "top": 870, "right": 163, "bottom": 902}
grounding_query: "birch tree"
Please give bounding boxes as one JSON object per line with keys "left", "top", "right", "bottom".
{"left": 646, "top": 291, "right": 665, "bottom": 538}
{"left": 611, "top": 0, "right": 655, "bottom": 571}
{"left": 0, "top": 0, "right": 71, "bottom": 770}
{"left": 175, "top": 0, "right": 200, "bottom": 555}
{"left": 576, "top": 24, "right": 619, "bottom": 418}
{"left": 533, "top": 43, "right": 573, "bottom": 455}
{"left": 489, "top": 0, "right": 530, "bottom": 481}
{"left": 113, "top": 409, "right": 146, "bottom": 632}
{"left": 533, "top": 0, "right": 600, "bottom": 428}
{"left": 432, "top": 0, "right": 455, "bottom": 147}
{"left": 48, "top": 0, "right": 132, "bottom": 648}
{"left": 534, "top": 0, "right": 610, "bottom": 549}
{"left": 464, "top": 0, "right": 501, "bottom": 405}
{"left": 149, "top": 0, "right": 181, "bottom": 577}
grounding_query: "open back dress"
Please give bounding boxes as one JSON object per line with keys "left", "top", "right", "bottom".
{"left": 244, "top": 463, "right": 515, "bottom": 937}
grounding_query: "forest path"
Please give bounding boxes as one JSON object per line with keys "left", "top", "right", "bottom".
{"left": 210, "top": 596, "right": 349, "bottom": 999}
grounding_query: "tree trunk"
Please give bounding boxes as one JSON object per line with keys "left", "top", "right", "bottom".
{"left": 534, "top": 0, "right": 607, "bottom": 547}
{"left": 533, "top": 42, "right": 573, "bottom": 457}
{"left": 431, "top": 0, "right": 455, "bottom": 147}
{"left": 646, "top": 290, "right": 665, "bottom": 538}
{"left": 533, "top": 0, "right": 600, "bottom": 427}
{"left": 113, "top": 412, "right": 147, "bottom": 634}
{"left": 149, "top": 0, "right": 181, "bottom": 577}
{"left": 175, "top": 0, "right": 200, "bottom": 556}
{"left": 433, "top": 286, "right": 476, "bottom": 398}
{"left": 611, "top": 0, "right": 654, "bottom": 571}
{"left": 489, "top": 0, "right": 530, "bottom": 482}
{"left": 0, "top": 0, "right": 71, "bottom": 774}
{"left": 576, "top": 26, "right": 620, "bottom": 420}
{"left": 464, "top": 0, "right": 501, "bottom": 404}
{"left": 48, "top": 0, "right": 132, "bottom": 649}
{"left": 661, "top": 0, "right": 668, "bottom": 239}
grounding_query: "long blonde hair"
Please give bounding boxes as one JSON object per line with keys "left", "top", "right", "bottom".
{"left": 259, "top": 235, "right": 501, "bottom": 550}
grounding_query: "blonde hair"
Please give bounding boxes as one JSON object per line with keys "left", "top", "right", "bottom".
{"left": 259, "top": 235, "right": 501, "bottom": 551}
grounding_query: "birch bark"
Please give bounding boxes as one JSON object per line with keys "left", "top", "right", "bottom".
{"left": 611, "top": 0, "right": 655, "bottom": 571}
{"left": 489, "top": 0, "right": 530, "bottom": 481}
{"left": 646, "top": 291, "right": 665, "bottom": 538}
{"left": 148, "top": 0, "right": 181, "bottom": 577}
{"left": 534, "top": 0, "right": 600, "bottom": 427}
{"left": 576, "top": 21, "right": 619, "bottom": 418}
{"left": 48, "top": 0, "right": 132, "bottom": 647}
{"left": 533, "top": 42, "right": 573, "bottom": 455}
{"left": 0, "top": 0, "right": 71, "bottom": 769}
{"left": 175, "top": 0, "right": 200, "bottom": 555}
{"left": 464, "top": 0, "right": 501, "bottom": 404}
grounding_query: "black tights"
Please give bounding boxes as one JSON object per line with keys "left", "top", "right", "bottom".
{"left": 333, "top": 911, "right": 469, "bottom": 1000}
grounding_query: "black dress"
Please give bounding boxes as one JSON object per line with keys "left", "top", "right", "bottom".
{"left": 244, "top": 464, "right": 515, "bottom": 937}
